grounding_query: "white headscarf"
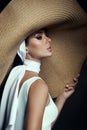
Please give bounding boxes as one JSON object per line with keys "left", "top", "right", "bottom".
{"left": 17, "top": 40, "right": 26, "bottom": 62}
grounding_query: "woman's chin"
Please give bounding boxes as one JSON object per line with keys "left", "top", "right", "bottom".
{"left": 45, "top": 52, "right": 52, "bottom": 57}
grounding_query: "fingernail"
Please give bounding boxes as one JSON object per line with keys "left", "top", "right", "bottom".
{"left": 77, "top": 74, "right": 80, "bottom": 77}
{"left": 66, "top": 84, "right": 69, "bottom": 87}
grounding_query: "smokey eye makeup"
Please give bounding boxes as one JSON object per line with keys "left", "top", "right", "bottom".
{"left": 32, "top": 29, "right": 49, "bottom": 40}
{"left": 34, "top": 32, "right": 49, "bottom": 40}
{"left": 35, "top": 33, "right": 42, "bottom": 40}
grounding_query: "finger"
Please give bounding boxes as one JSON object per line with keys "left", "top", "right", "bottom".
{"left": 65, "top": 83, "right": 76, "bottom": 90}
{"left": 65, "top": 84, "right": 74, "bottom": 88}
{"left": 73, "top": 78, "right": 78, "bottom": 82}
{"left": 65, "top": 86, "right": 73, "bottom": 89}
{"left": 73, "top": 74, "right": 80, "bottom": 81}
{"left": 73, "top": 78, "right": 79, "bottom": 85}
{"left": 77, "top": 73, "right": 80, "bottom": 78}
{"left": 73, "top": 74, "right": 80, "bottom": 82}
{"left": 65, "top": 86, "right": 75, "bottom": 92}
{"left": 65, "top": 84, "right": 70, "bottom": 89}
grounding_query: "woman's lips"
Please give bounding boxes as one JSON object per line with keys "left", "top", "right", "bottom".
{"left": 47, "top": 46, "right": 52, "bottom": 52}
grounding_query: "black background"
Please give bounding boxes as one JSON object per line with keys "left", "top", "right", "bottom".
{"left": 0, "top": 0, "right": 87, "bottom": 130}
{"left": 0, "top": 0, "right": 87, "bottom": 13}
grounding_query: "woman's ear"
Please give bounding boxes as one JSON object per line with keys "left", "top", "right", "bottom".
{"left": 26, "top": 47, "right": 29, "bottom": 54}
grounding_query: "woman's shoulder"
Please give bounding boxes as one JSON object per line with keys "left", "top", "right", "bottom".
{"left": 32, "top": 77, "right": 48, "bottom": 90}
{"left": 27, "top": 76, "right": 49, "bottom": 97}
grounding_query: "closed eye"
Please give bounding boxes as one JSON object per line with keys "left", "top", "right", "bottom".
{"left": 35, "top": 33, "right": 43, "bottom": 40}
{"left": 35, "top": 35, "right": 42, "bottom": 40}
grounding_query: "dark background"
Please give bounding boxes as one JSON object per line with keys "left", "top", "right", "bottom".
{"left": 0, "top": 0, "right": 87, "bottom": 13}
{"left": 0, "top": 0, "right": 87, "bottom": 130}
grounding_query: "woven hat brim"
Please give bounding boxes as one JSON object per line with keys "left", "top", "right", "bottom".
{"left": 0, "top": 0, "right": 87, "bottom": 97}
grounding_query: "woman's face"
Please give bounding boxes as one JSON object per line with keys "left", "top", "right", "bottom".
{"left": 26, "top": 30, "right": 52, "bottom": 60}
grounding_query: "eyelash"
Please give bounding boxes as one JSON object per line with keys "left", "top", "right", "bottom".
{"left": 35, "top": 35, "right": 42, "bottom": 40}
{"left": 35, "top": 33, "right": 49, "bottom": 40}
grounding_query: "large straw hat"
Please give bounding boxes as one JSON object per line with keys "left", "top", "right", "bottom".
{"left": 0, "top": 0, "right": 87, "bottom": 98}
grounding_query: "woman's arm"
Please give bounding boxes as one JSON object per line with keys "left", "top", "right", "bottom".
{"left": 55, "top": 76, "right": 79, "bottom": 114}
{"left": 55, "top": 83, "right": 75, "bottom": 114}
{"left": 25, "top": 79, "right": 49, "bottom": 130}
{"left": 52, "top": 76, "right": 79, "bottom": 127}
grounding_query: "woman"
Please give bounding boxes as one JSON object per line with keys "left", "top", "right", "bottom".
{"left": 0, "top": 29, "right": 78, "bottom": 130}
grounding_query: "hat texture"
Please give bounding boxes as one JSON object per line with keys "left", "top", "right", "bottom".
{"left": 0, "top": 0, "right": 87, "bottom": 97}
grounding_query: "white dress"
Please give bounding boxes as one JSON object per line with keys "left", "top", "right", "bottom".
{"left": 0, "top": 60, "right": 58, "bottom": 130}
{"left": 14, "top": 76, "right": 58, "bottom": 130}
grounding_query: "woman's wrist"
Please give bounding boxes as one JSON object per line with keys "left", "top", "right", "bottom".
{"left": 55, "top": 94, "right": 67, "bottom": 115}
{"left": 56, "top": 94, "right": 66, "bottom": 104}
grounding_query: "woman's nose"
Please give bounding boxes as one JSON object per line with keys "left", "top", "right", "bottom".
{"left": 46, "top": 36, "right": 51, "bottom": 42}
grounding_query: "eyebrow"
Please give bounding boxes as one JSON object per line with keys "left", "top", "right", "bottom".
{"left": 35, "top": 30, "right": 45, "bottom": 34}
{"left": 29, "top": 29, "right": 47, "bottom": 38}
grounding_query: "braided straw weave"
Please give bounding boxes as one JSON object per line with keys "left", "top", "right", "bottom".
{"left": 0, "top": 0, "right": 87, "bottom": 97}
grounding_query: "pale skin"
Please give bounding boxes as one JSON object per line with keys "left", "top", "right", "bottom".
{"left": 19, "top": 30, "right": 79, "bottom": 130}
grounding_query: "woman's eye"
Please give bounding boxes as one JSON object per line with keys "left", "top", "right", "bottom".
{"left": 36, "top": 35, "right": 42, "bottom": 40}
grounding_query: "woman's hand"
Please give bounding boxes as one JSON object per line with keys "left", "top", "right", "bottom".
{"left": 60, "top": 74, "right": 79, "bottom": 100}
{"left": 55, "top": 74, "right": 80, "bottom": 117}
